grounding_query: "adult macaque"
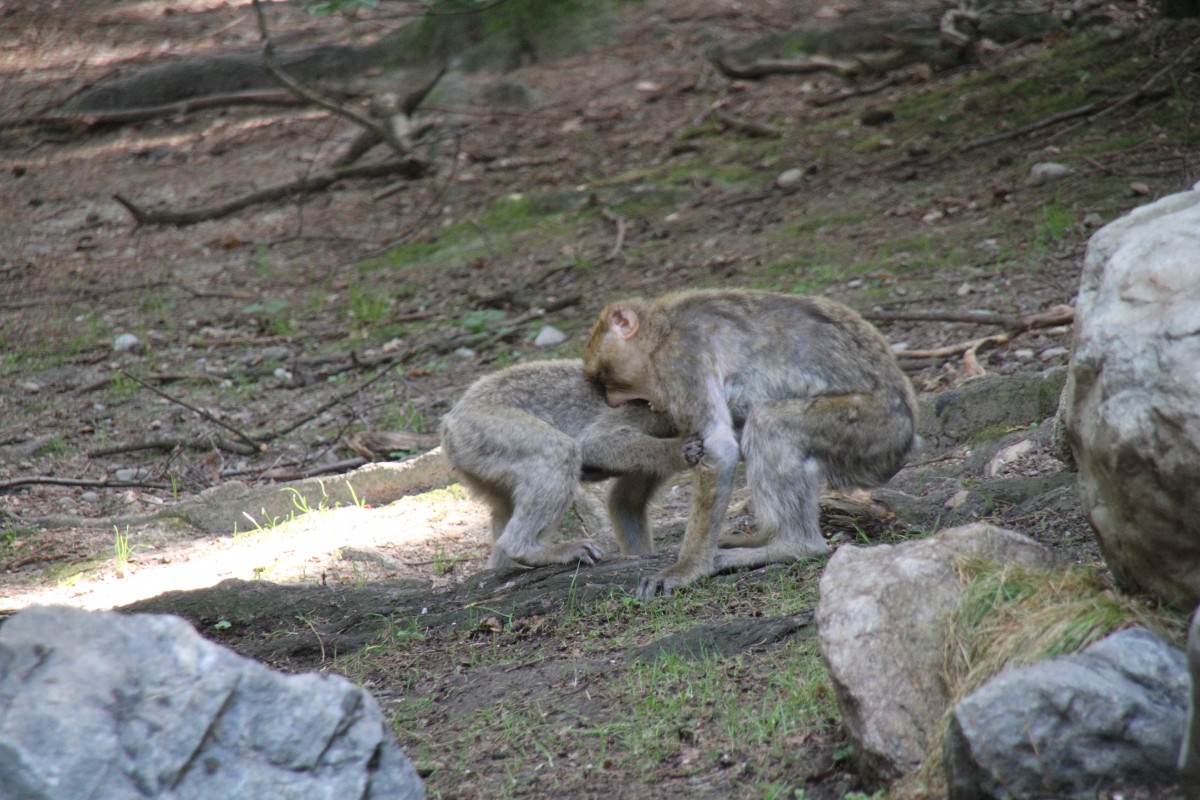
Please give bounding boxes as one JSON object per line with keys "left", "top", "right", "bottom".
{"left": 440, "top": 359, "right": 693, "bottom": 571}
{"left": 583, "top": 289, "right": 919, "bottom": 599}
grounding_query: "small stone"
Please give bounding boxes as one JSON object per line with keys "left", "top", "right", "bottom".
{"left": 1013, "top": 349, "right": 1035, "bottom": 360}
{"left": 112, "top": 333, "right": 141, "bottom": 353}
{"left": 1027, "top": 162, "right": 1072, "bottom": 187}
{"left": 1129, "top": 181, "right": 1151, "bottom": 196}
{"left": 986, "top": 439, "right": 1034, "bottom": 478}
{"left": 1082, "top": 212, "right": 1105, "bottom": 228}
{"left": 533, "top": 325, "right": 567, "bottom": 348}
{"left": 776, "top": 168, "right": 805, "bottom": 192}
{"left": 453, "top": 347, "right": 476, "bottom": 359}
{"left": 19, "top": 381, "right": 41, "bottom": 393}
{"left": 1039, "top": 346, "right": 1069, "bottom": 361}
{"left": 259, "top": 346, "right": 293, "bottom": 362}
{"left": 945, "top": 489, "right": 971, "bottom": 509}
{"left": 114, "top": 467, "right": 152, "bottom": 482}
{"left": 80, "top": 491, "right": 101, "bottom": 504}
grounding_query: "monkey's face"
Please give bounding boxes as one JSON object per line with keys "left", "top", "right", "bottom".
{"left": 583, "top": 303, "right": 661, "bottom": 410}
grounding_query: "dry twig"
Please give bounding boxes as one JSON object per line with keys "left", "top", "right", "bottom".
{"left": 711, "top": 108, "right": 781, "bottom": 138}
{"left": 0, "top": 90, "right": 308, "bottom": 131}
{"left": 600, "top": 209, "right": 627, "bottom": 261}
{"left": 712, "top": 54, "right": 859, "bottom": 80}
{"left": 114, "top": 158, "right": 427, "bottom": 226}
{"left": 895, "top": 305, "right": 1074, "bottom": 376}
{"left": 119, "top": 370, "right": 264, "bottom": 452}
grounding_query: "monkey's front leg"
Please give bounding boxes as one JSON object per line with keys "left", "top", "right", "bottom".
{"left": 637, "top": 431, "right": 737, "bottom": 600}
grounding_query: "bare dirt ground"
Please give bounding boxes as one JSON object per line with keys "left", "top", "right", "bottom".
{"left": 2, "top": 0, "right": 1198, "bottom": 797}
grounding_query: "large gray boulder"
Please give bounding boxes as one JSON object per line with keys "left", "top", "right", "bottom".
{"left": 1181, "top": 607, "right": 1200, "bottom": 800}
{"left": 1060, "top": 183, "right": 1200, "bottom": 607}
{"left": 815, "top": 523, "right": 1052, "bottom": 784}
{"left": 0, "top": 606, "right": 424, "bottom": 800}
{"left": 944, "top": 628, "right": 1187, "bottom": 799}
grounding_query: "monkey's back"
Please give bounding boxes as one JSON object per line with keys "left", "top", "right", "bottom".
{"left": 652, "top": 290, "right": 912, "bottom": 401}
{"left": 443, "top": 359, "right": 609, "bottom": 438}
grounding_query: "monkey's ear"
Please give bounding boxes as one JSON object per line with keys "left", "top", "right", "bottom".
{"left": 608, "top": 306, "right": 639, "bottom": 340}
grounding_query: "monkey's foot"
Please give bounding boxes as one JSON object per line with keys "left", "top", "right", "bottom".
{"left": 713, "top": 539, "right": 830, "bottom": 572}
{"left": 508, "top": 539, "right": 605, "bottom": 568}
{"left": 717, "top": 531, "right": 772, "bottom": 549}
{"left": 636, "top": 563, "right": 711, "bottom": 601}
{"left": 682, "top": 434, "right": 705, "bottom": 467}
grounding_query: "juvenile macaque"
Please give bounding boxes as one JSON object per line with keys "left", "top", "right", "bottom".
{"left": 440, "top": 359, "right": 692, "bottom": 571}
{"left": 583, "top": 289, "right": 919, "bottom": 599}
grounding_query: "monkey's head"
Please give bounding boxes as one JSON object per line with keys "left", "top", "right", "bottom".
{"left": 583, "top": 299, "right": 662, "bottom": 410}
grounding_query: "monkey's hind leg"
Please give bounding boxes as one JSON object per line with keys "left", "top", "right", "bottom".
{"left": 606, "top": 473, "right": 663, "bottom": 555}
{"left": 494, "top": 487, "right": 605, "bottom": 568}
{"left": 451, "top": 416, "right": 603, "bottom": 570}
{"left": 714, "top": 401, "right": 832, "bottom": 572}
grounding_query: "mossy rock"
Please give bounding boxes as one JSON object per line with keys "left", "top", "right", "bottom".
{"left": 918, "top": 368, "right": 1066, "bottom": 454}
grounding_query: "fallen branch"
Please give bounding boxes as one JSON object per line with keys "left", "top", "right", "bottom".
{"left": 956, "top": 99, "right": 1111, "bottom": 153}
{"left": 87, "top": 435, "right": 258, "bottom": 458}
{"left": 865, "top": 309, "right": 1019, "bottom": 327}
{"left": 0, "top": 476, "right": 174, "bottom": 492}
{"left": 712, "top": 54, "right": 859, "bottom": 80}
{"left": 711, "top": 108, "right": 781, "bottom": 138}
{"left": 114, "top": 157, "right": 427, "bottom": 226}
{"left": 957, "top": 86, "right": 1171, "bottom": 154}
{"left": 0, "top": 90, "right": 309, "bottom": 131}
{"left": 346, "top": 431, "right": 440, "bottom": 461}
{"left": 255, "top": 367, "right": 394, "bottom": 443}
{"left": 809, "top": 65, "right": 928, "bottom": 107}
{"left": 119, "top": 370, "right": 264, "bottom": 452}
{"left": 600, "top": 208, "right": 627, "bottom": 261}
{"left": 1045, "top": 38, "right": 1197, "bottom": 143}
{"left": 253, "top": 457, "right": 369, "bottom": 482}
{"left": 939, "top": 8, "right": 981, "bottom": 49}
{"left": 330, "top": 67, "right": 445, "bottom": 168}
{"left": 895, "top": 305, "right": 1074, "bottom": 375}
{"left": 250, "top": 0, "right": 408, "bottom": 158}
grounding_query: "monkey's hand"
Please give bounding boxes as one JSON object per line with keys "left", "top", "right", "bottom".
{"left": 682, "top": 434, "right": 705, "bottom": 467}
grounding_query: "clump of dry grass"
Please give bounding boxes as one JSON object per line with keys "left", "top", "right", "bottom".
{"left": 892, "top": 557, "right": 1188, "bottom": 799}
{"left": 944, "top": 557, "right": 1186, "bottom": 700}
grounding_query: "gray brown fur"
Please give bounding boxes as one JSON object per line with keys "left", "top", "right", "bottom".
{"left": 440, "top": 359, "right": 690, "bottom": 570}
{"left": 583, "top": 289, "right": 919, "bottom": 599}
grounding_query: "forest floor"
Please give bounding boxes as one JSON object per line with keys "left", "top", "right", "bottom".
{"left": 1, "top": 1, "right": 1198, "bottom": 797}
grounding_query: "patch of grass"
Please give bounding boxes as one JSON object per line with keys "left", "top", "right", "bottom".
{"left": 946, "top": 558, "right": 1186, "bottom": 694}
{"left": 361, "top": 191, "right": 586, "bottom": 278}
{"left": 109, "top": 370, "right": 138, "bottom": 399}
{"left": 460, "top": 308, "right": 507, "bottom": 334}
{"left": 242, "top": 298, "right": 291, "bottom": 336}
{"left": 0, "top": 526, "right": 20, "bottom": 555}
{"left": 900, "top": 557, "right": 1189, "bottom": 796}
{"left": 1033, "top": 193, "right": 1076, "bottom": 249}
{"left": 348, "top": 283, "right": 391, "bottom": 325}
{"left": 113, "top": 526, "right": 131, "bottom": 578}
{"left": 32, "top": 435, "right": 70, "bottom": 457}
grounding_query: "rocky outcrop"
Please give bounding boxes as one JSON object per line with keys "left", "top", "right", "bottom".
{"left": 0, "top": 606, "right": 424, "bottom": 800}
{"left": 944, "top": 628, "right": 1187, "bottom": 800}
{"left": 815, "top": 523, "right": 1052, "bottom": 783}
{"left": 1181, "top": 608, "right": 1200, "bottom": 800}
{"left": 1061, "top": 183, "right": 1200, "bottom": 607}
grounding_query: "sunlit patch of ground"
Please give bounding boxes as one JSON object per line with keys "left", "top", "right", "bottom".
{"left": 0, "top": 489, "right": 492, "bottom": 612}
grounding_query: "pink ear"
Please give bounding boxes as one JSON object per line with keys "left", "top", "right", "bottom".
{"left": 608, "top": 306, "right": 639, "bottom": 340}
